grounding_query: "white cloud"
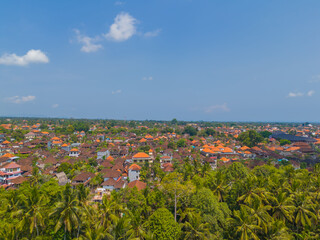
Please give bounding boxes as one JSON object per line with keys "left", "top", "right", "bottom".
{"left": 142, "top": 76, "right": 153, "bottom": 81}
{"left": 114, "top": 1, "right": 125, "bottom": 5}
{"left": 6, "top": 95, "right": 36, "bottom": 104}
{"left": 309, "top": 75, "right": 320, "bottom": 83}
{"left": 287, "top": 92, "right": 304, "bottom": 98}
{"left": 112, "top": 89, "right": 122, "bottom": 94}
{"left": 144, "top": 29, "right": 161, "bottom": 37}
{"left": 205, "top": 103, "right": 230, "bottom": 113}
{"left": 52, "top": 104, "right": 59, "bottom": 108}
{"left": 105, "top": 12, "right": 137, "bottom": 41}
{"left": 307, "top": 90, "right": 315, "bottom": 96}
{"left": 74, "top": 29, "right": 103, "bottom": 53}
{"left": 0, "top": 49, "right": 49, "bottom": 66}
{"left": 287, "top": 90, "right": 315, "bottom": 98}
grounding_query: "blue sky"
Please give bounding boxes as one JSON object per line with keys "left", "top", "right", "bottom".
{"left": 1, "top": 0, "right": 320, "bottom": 122}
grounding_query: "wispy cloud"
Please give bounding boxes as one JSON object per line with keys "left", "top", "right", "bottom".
{"left": 205, "top": 103, "right": 230, "bottom": 113}
{"left": 142, "top": 76, "right": 153, "bottom": 81}
{"left": 307, "top": 90, "right": 315, "bottom": 96}
{"left": 112, "top": 89, "right": 122, "bottom": 94}
{"left": 288, "top": 92, "right": 304, "bottom": 98}
{"left": 52, "top": 104, "right": 59, "bottom": 108}
{"left": 144, "top": 29, "right": 161, "bottom": 37}
{"left": 114, "top": 1, "right": 125, "bottom": 6}
{"left": 74, "top": 29, "right": 103, "bottom": 53}
{"left": 73, "top": 12, "right": 159, "bottom": 49}
{"left": 5, "top": 95, "right": 36, "bottom": 104}
{"left": 309, "top": 75, "right": 320, "bottom": 83}
{"left": 0, "top": 50, "right": 49, "bottom": 66}
{"left": 287, "top": 90, "right": 315, "bottom": 98}
{"left": 104, "top": 12, "right": 137, "bottom": 42}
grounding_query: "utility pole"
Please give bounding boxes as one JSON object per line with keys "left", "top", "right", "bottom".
{"left": 174, "top": 177, "right": 178, "bottom": 222}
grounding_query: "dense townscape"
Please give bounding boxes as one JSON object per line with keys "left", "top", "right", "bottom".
{"left": 1, "top": 118, "right": 320, "bottom": 239}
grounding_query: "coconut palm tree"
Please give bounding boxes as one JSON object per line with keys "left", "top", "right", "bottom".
{"left": 81, "top": 222, "right": 106, "bottom": 240}
{"left": 18, "top": 187, "right": 46, "bottom": 237}
{"left": 266, "top": 220, "right": 293, "bottom": 240}
{"left": 50, "top": 184, "right": 81, "bottom": 240}
{"left": 106, "top": 216, "right": 131, "bottom": 240}
{"left": 270, "top": 191, "right": 295, "bottom": 223}
{"left": 230, "top": 206, "right": 262, "bottom": 240}
{"left": 294, "top": 193, "right": 316, "bottom": 229}
{"left": 237, "top": 175, "right": 261, "bottom": 206}
{"left": 99, "top": 195, "right": 123, "bottom": 228}
{"left": 181, "top": 210, "right": 211, "bottom": 240}
{"left": 207, "top": 170, "right": 228, "bottom": 202}
{"left": 241, "top": 198, "right": 272, "bottom": 234}
{"left": 1, "top": 189, "right": 22, "bottom": 218}
{"left": 126, "top": 209, "right": 147, "bottom": 239}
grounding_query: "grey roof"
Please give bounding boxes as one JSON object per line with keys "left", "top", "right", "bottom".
{"left": 56, "top": 172, "right": 69, "bottom": 185}
{"left": 271, "top": 131, "right": 316, "bottom": 143}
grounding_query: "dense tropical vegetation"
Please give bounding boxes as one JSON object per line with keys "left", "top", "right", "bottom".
{"left": 1, "top": 161, "right": 320, "bottom": 239}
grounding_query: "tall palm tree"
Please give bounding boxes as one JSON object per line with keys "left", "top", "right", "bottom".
{"left": 266, "top": 220, "right": 293, "bottom": 240}
{"left": 30, "top": 167, "right": 42, "bottom": 187}
{"left": 126, "top": 209, "right": 147, "bottom": 239}
{"left": 230, "top": 206, "right": 262, "bottom": 240}
{"left": 294, "top": 193, "right": 316, "bottom": 229}
{"left": 181, "top": 210, "right": 211, "bottom": 240}
{"left": 99, "top": 195, "right": 123, "bottom": 228}
{"left": 241, "top": 199, "right": 272, "bottom": 234}
{"left": 81, "top": 222, "right": 106, "bottom": 240}
{"left": 270, "top": 191, "right": 295, "bottom": 223}
{"left": 0, "top": 223, "right": 19, "bottom": 240}
{"left": 19, "top": 187, "right": 46, "bottom": 237}
{"left": 50, "top": 184, "right": 81, "bottom": 240}
{"left": 106, "top": 216, "right": 131, "bottom": 240}
{"left": 237, "top": 175, "right": 262, "bottom": 206}
{"left": 1, "top": 190, "right": 22, "bottom": 218}
{"left": 207, "top": 170, "right": 228, "bottom": 202}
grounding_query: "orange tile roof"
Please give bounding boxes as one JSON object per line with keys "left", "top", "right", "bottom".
{"left": 129, "top": 164, "right": 141, "bottom": 171}
{"left": 222, "top": 147, "right": 233, "bottom": 153}
{"left": 133, "top": 152, "right": 150, "bottom": 158}
{"left": 107, "top": 156, "right": 114, "bottom": 161}
{"left": 128, "top": 180, "right": 146, "bottom": 191}
{"left": 240, "top": 146, "right": 250, "bottom": 151}
{"left": 1, "top": 153, "right": 16, "bottom": 158}
{"left": 221, "top": 157, "right": 230, "bottom": 162}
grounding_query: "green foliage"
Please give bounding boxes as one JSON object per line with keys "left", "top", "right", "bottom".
{"left": 191, "top": 188, "right": 230, "bottom": 233}
{"left": 138, "top": 145, "right": 151, "bottom": 153}
{"left": 260, "top": 130, "right": 272, "bottom": 138}
{"left": 73, "top": 122, "right": 89, "bottom": 132}
{"left": 167, "top": 141, "right": 177, "bottom": 149}
{"left": 88, "top": 158, "right": 98, "bottom": 167}
{"left": 171, "top": 118, "right": 178, "bottom": 125}
{"left": 57, "top": 162, "right": 73, "bottom": 175}
{"left": 238, "top": 130, "right": 263, "bottom": 147}
{"left": 183, "top": 126, "right": 198, "bottom": 136}
{"left": 205, "top": 128, "right": 216, "bottom": 136}
{"left": 148, "top": 208, "right": 181, "bottom": 240}
{"left": 280, "top": 139, "right": 291, "bottom": 146}
{"left": 1, "top": 138, "right": 320, "bottom": 240}
{"left": 177, "top": 138, "right": 187, "bottom": 148}
{"left": 12, "top": 129, "right": 25, "bottom": 141}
